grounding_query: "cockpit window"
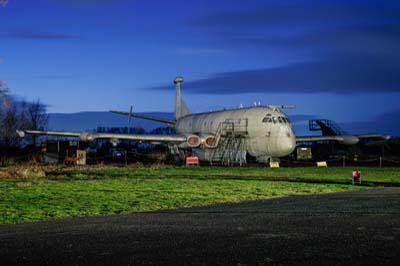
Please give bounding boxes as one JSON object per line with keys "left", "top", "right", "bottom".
{"left": 263, "top": 114, "right": 290, "bottom": 124}
{"left": 262, "top": 114, "right": 272, "bottom": 123}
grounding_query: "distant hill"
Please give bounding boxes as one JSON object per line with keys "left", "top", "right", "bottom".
{"left": 48, "top": 112, "right": 174, "bottom": 132}
{"left": 48, "top": 111, "right": 312, "bottom": 134}
{"left": 48, "top": 111, "right": 399, "bottom": 137}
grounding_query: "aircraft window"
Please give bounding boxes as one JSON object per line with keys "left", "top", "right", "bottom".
{"left": 262, "top": 117, "right": 271, "bottom": 123}
{"left": 281, "top": 117, "right": 287, "bottom": 124}
{"left": 272, "top": 117, "right": 278, "bottom": 124}
{"left": 278, "top": 117, "right": 283, "bottom": 123}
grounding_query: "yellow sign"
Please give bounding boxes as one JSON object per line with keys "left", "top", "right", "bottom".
{"left": 270, "top": 162, "right": 280, "bottom": 168}
{"left": 317, "top": 161, "right": 328, "bottom": 167}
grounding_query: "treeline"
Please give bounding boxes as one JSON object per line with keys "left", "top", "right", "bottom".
{"left": 0, "top": 82, "right": 48, "bottom": 148}
{"left": 96, "top": 126, "right": 176, "bottom": 135}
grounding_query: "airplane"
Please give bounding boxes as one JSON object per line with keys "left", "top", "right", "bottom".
{"left": 16, "top": 77, "right": 390, "bottom": 163}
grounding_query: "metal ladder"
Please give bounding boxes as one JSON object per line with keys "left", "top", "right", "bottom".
{"left": 210, "top": 119, "right": 248, "bottom": 165}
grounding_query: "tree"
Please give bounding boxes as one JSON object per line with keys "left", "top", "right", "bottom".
{"left": 0, "top": 80, "right": 9, "bottom": 96}
{"left": 0, "top": 96, "right": 49, "bottom": 147}
{"left": 1, "top": 105, "right": 18, "bottom": 146}
{"left": 0, "top": 80, "right": 10, "bottom": 109}
{"left": 23, "top": 99, "right": 49, "bottom": 145}
{"left": 0, "top": 80, "right": 13, "bottom": 146}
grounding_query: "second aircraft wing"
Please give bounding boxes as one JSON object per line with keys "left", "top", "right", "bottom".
{"left": 110, "top": 110, "right": 176, "bottom": 126}
{"left": 296, "top": 134, "right": 390, "bottom": 145}
{"left": 17, "top": 129, "right": 187, "bottom": 143}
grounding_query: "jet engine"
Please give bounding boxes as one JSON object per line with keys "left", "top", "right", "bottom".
{"left": 179, "top": 134, "right": 201, "bottom": 148}
{"left": 79, "top": 132, "right": 95, "bottom": 142}
{"left": 338, "top": 135, "right": 359, "bottom": 145}
{"left": 200, "top": 134, "right": 218, "bottom": 148}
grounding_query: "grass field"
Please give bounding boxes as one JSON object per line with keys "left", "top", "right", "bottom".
{"left": 1, "top": 165, "right": 399, "bottom": 224}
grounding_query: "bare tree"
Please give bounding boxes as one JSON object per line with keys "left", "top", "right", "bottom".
{"left": 24, "top": 99, "right": 49, "bottom": 145}
{"left": 0, "top": 95, "right": 49, "bottom": 147}
{"left": 0, "top": 80, "right": 10, "bottom": 109}
{"left": 0, "top": 104, "right": 18, "bottom": 146}
{"left": 0, "top": 80, "right": 9, "bottom": 95}
{"left": 0, "top": 80, "right": 12, "bottom": 145}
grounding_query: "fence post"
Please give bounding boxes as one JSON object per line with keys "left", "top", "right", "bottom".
{"left": 342, "top": 155, "right": 345, "bottom": 168}
{"left": 379, "top": 157, "right": 382, "bottom": 168}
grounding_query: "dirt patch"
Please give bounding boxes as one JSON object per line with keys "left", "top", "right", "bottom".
{"left": 0, "top": 165, "right": 46, "bottom": 179}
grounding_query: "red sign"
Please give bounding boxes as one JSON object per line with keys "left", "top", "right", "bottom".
{"left": 186, "top": 156, "right": 199, "bottom": 165}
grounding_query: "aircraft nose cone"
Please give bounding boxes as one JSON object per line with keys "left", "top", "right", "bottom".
{"left": 280, "top": 134, "right": 296, "bottom": 156}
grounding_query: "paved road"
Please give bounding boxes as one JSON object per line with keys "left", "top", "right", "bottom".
{"left": 1, "top": 188, "right": 399, "bottom": 266}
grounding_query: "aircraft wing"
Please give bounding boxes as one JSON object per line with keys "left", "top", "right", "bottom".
{"left": 17, "top": 130, "right": 186, "bottom": 143}
{"left": 356, "top": 134, "right": 391, "bottom": 140}
{"left": 297, "top": 133, "right": 390, "bottom": 145}
{"left": 296, "top": 136, "right": 346, "bottom": 143}
{"left": 110, "top": 110, "right": 176, "bottom": 126}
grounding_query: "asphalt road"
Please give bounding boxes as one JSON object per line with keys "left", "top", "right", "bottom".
{"left": 1, "top": 187, "right": 399, "bottom": 266}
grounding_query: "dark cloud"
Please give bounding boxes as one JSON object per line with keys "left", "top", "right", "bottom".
{"left": 150, "top": 54, "right": 400, "bottom": 94}
{"left": 236, "top": 24, "right": 400, "bottom": 55}
{"left": 194, "top": 2, "right": 400, "bottom": 59}
{"left": 0, "top": 0, "right": 8, "bottom": 8}
{"left": 173, "top": 1, "right": 399, "bottom": 95}
{"left": 340, "top": 109, "right": 400, "bottom": 136}
{"left": 190, "top": 1, "right": 400, "bottom": 95}
{"left": 194, "top": 1, "right": 400, "bottom": 30}
{"left": 58, "top": 0, "right": 121, "bottom": 7}
{"left": 0, "top": 29, "right": 80, "bottom": 40}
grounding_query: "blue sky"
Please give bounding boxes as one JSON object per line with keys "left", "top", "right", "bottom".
{"left": 1, "top": 0, "right": 399, "bottom": 135}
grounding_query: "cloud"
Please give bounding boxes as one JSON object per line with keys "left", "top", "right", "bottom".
{"left": 58, "top": 0, "right": 121, "bottom": 6}
{"left": 194, "top": 1, "right": 400, "bottom": 30}
{"left": 233, "top": 24, "right": 400, "bottom": 65}
{"left": 190, "top": 1, "right": 400, "bottom": 94}
{"left": 193, "top": 1, "right": 400, "bottom": 59}
{"left": 340, "top": 109, "right": 400, "bottom": 136}
{"left": 149, "top": 54, "right": 400, "bottom": 94}
{"left": 0, "top": 29, "right": 80, "bottom": 40}
{"left": 0, "top": 0, "right": 8, "bottom": 8}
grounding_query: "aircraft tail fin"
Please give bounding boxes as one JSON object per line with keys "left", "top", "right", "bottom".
{"left": 174, "top": 77, "right": 191, "bottom": 119}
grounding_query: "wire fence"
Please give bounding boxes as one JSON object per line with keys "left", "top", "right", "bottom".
{"left": 280, "top": 156, "right": 400, "bottom": 168}
{"left": 2, "top": 150, "right": 400, "bottom": 168}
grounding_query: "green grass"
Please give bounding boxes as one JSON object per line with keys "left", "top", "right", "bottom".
{"left": 1, "top": 165, "right": 398, "bottom": 224}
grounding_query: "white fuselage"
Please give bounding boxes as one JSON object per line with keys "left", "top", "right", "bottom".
{"left": 175, "top": 106, "right": 296, "bottom": 162}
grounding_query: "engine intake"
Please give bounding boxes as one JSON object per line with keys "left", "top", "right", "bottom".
{"left": 179, "top": 134, "right": 201, "bottom": 148}
{"left": 79, "top": 132, "right": 95, "bottom": 142}
{"left": 338, "top": 135, "right": 359, "bottom": 145}
{"left": 200, "top": 134, "right": 218, "bottom": 148}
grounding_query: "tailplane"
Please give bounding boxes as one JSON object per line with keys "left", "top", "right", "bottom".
{"left": 174, "top": 76, "right": 191, "bottom": 119}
